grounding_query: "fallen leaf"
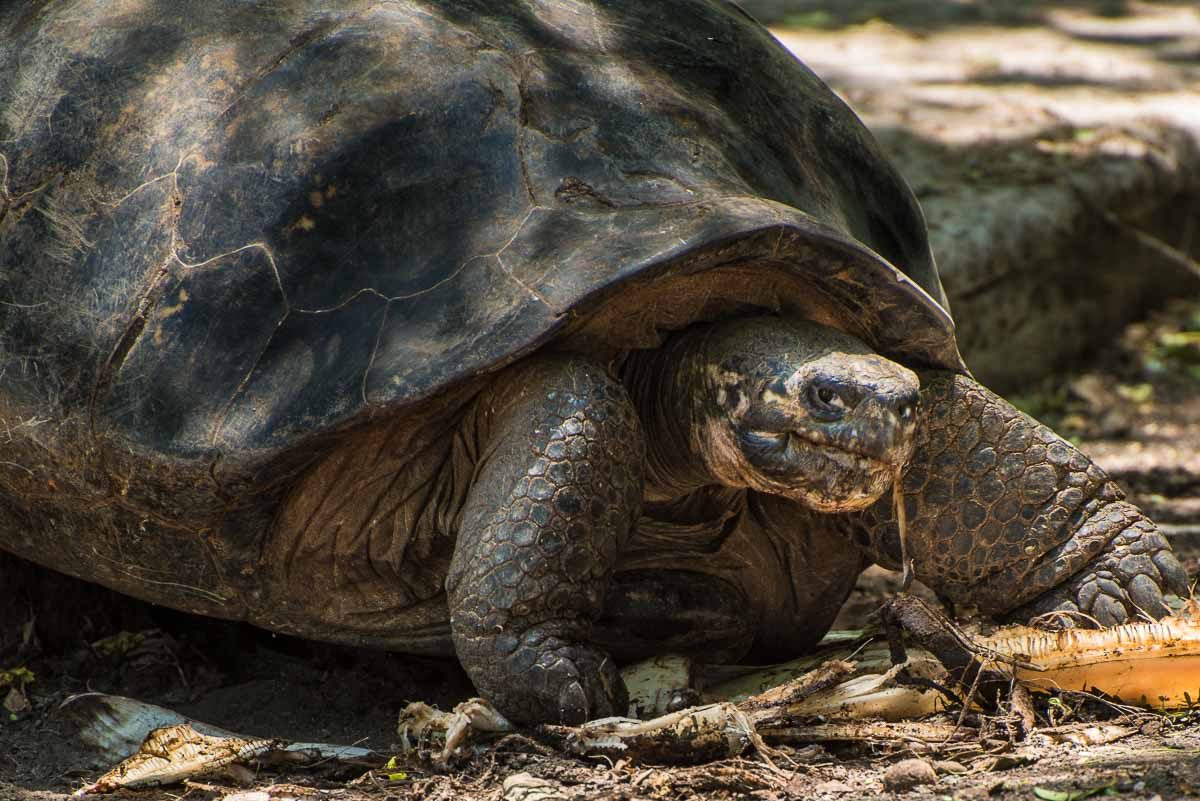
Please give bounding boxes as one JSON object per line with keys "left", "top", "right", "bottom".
{"left": 0, "top": 666, "right": 35, "bottom": 688}
{"left": 3, "top": 686, "right": 31, "bottom": 718}
{"left": 1040, "top": 725, "right": 1135, "bottom": 747}
{"left": 1032, "top": 782, "right": 1115, "bottom": 801}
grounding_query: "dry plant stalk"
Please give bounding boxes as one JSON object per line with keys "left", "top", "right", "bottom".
{"left": 74, "top": 724, "right": 275, "bottom": 795}
{"left": 893, "top": 469, "right": 914, "bottom": 591}
{"left": 763, "top": 719, "right": 973, "bottom": 746}
{"left": 736, "top": 659, "right": 857, "bottom": 716}
{"left": 981, "top": 612, "right": 1200, "bottom": 707}
{"left": 73, "top": 605, "right": 1200, "bottom": 789}
{"left": 536, "top": 656, "right": 950, "bottom": 763}
{"left": 541, "top": 702, "right": 758, "bottom": 765}
{"left": 67, "top": 693, "right": 381, "bottom": 795}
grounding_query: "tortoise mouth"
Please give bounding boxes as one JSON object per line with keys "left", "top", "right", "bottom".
{"left": 741, "top": 427, "right": 907, "bottom": 475}
{"left": 790, "top": 428, "right": 904, "bottom": 468}
{"left": 737, "top": 427, "right": 907, "bottom": 512}
{"left": 807, "top": 439, "right": 893, "bottom": 474}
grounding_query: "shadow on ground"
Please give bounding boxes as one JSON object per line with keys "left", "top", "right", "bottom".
{"left": 742, "top": 0, "right": 1181, "bottom": 33}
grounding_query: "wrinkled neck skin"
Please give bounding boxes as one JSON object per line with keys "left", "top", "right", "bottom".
{"left": 622, "top": 328, "right": 718, "bottom": 501}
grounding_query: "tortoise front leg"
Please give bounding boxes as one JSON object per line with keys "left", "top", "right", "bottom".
{"left": 854, "top": 371, "right": 1189, "bottom": 626}
{"left": 447, "top": 355, "right": 644, "bottom": 724}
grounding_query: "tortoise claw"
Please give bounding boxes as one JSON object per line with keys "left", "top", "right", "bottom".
{"left": 1015, "top": 519, "right": 1186, "bottom": 628}
{"left": 486, "top": 631, "right": 626, "bottom": 724}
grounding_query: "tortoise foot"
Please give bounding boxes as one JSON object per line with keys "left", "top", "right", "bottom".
{"left": 1015, "top": 518, "right": 1190, "bottom": 628}
{"left": 478, "top": 626, "right": 626, "bottom": 724}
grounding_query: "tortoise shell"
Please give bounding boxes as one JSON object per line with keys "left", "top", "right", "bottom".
{"left": 0, "top": 0, "right": 959, "bottom": 461}
{"left": 0, "top": 1, "right": 962, "bottom": 617}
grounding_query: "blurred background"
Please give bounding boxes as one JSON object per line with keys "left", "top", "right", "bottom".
{"left": 747, "top": 0, "right": 1200, "bottom": 620}
{"left": 744, "top": 0, "right": 1160, "bottom": 26}
{"left": 752, "top": 0, "right": 1199, "bottom": 389}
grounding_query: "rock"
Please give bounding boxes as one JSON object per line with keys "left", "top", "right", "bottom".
{"left": 3, "top": 686, "right": 31, "bottom": 719}
{"left": 883, "top": 758, "right": 938, "bottom": 792}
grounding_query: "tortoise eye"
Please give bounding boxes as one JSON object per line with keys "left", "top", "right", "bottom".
{"left": 808, "top": 383, "right": 848, "bottom": 416}
{"left": 815, "top": 386, "right": 846, "bottom": 409}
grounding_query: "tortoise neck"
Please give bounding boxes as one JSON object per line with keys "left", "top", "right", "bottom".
{"left": 621, "top": 328, "right": 718, "bottom": 500}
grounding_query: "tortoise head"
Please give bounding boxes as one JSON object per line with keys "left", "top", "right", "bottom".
{"left": 694, "top": 317, "right": 920, "bottom": 512}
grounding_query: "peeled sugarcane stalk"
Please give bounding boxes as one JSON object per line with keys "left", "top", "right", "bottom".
{"left": 705, "top": 650, "right": 951, "bottom": 724}
{"left": 750, "top": 666, "right": 951, "bottom": 726}
{"left": 980, "top": 612, "right": 1200, "bottom": 707}
{"left": 883, "top": 594, "right": 1200, "bottom": 710}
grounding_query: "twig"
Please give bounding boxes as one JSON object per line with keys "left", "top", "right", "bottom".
{"left": 1101, "top": 210, "right": 1200, "bottom": 280}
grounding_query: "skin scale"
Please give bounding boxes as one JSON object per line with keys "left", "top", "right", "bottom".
{"left": 0, "top": 0, "right": 1189, "bottom": 725}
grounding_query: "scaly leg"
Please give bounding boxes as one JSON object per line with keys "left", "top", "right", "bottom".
{"left": 854, "top": 371, "right": 1189, "bottom": 626}
{"left": 447, "top": 355, "right": 644, "bottom": 724}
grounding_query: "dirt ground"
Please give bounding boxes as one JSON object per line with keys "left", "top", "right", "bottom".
{"left": 2, "top": 316, "right": 1198, "bottom": 801}
{"left": 4, "top": 3, "right": 1200, "bottom": 800}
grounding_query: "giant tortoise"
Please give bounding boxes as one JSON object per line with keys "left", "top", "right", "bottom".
{"left": 0, "top": 0, "right": 1188, "bottom": 724}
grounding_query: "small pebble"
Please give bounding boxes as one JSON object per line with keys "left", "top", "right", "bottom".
{"left": 503, "top": 772, "right": 568, "bottom": 801}
{"left": 883, "top": 759, "right": 938, "bottom": 792}
{"left": 815, "top": 779, "right": 854, "bottom": 793}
